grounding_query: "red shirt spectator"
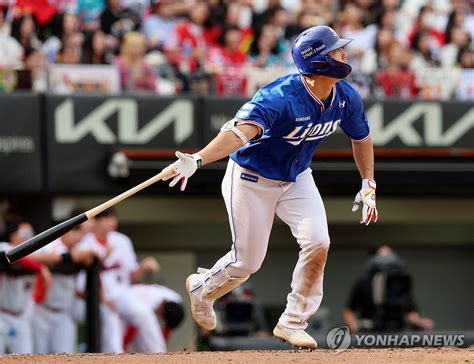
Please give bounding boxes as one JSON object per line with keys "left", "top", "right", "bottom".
{"left": 165, "top": 1, "right": 216, "bottom": 73}
{"left": 14, "top": 0, "right": 57, "bottom": 25}
{"left": 206, "top": 25, "right": 249, "bottom": 73}
{"left": 407, "top": 5, "right": 445, "bottom": 47}
{"left": 376, "top": 70, "right": 418, "bottom": 98}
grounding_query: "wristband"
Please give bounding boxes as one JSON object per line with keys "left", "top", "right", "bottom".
{"left": 192, "top": 153, "right": 203, "bottom": 168}
{"left": 61, "top": 252, "right": 72, "bottom": 264}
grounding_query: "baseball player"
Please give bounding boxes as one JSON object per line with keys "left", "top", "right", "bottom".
{"left": 0, "top": 219, "right": 52, "bottom": 354}
{"left": 31, "top": 224, "right": 98, "bottom": 353}
{"left": 76, "top": 209, "right": 164, "bottom": 353}
{"left": 164, "top": 26, "right": 378, "bottom": 349}
{"left": 125, "top": 284, "right": 184, "bottom": 352}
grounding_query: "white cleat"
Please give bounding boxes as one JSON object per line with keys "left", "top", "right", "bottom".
{"left": 273, "top": 323, "right": 318, "bottom": 350}
{"left": 186, "top": 274, "right": 216, "bottom": 330}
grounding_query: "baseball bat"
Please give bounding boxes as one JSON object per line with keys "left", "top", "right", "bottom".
{"left": 6, "top": 166, "right": 175, "bottom": 264}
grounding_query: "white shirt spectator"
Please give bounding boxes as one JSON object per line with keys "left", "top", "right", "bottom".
{"left": 0, "top": 34, "right": 23, "bottom": 68}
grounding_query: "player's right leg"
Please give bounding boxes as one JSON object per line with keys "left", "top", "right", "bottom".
{"left": 273, "top": 168, "right": 330, "bottom": 349}
{"left": 186, "top": 160, "right": 280, "bottom": 330}
{"left": 0, "top": 314, "right": 8, "bottom": 354}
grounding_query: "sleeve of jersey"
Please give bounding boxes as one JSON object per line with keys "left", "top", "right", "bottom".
{"left": 234, "top": 89, "right": 283, "bottom": 134}
{"left": 339, "top": 87, "right": 370, "bottom": 142}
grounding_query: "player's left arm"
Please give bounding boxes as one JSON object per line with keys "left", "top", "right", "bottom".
{"left": 352, "top": 136, "right": 374, "bottom": 180}
{"left": 339, "top": 84, "right": 378, "bottom": 226}
{"left": 351, "top": 136, "right": 377, "bottom": 225}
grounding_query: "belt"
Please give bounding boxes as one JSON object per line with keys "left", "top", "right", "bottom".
{"left": 42, "top": 304, "right": 64, "bottom": 313}
{"left": 0, "top": 307, "right": 22, "bottom": 316}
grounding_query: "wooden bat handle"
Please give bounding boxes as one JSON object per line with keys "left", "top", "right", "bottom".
{"left": 85, "top": 166, "right": 176, "bottom": 219}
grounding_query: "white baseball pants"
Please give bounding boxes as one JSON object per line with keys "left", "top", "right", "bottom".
{"left": 71, "top": 298, "right": 124, "bottom": 353}
{"left": 207, "top": 159, "right": 330, "bottom": 330}
{"left": 0, "top": 311, "right": 33, "bottom": 354}
{"left": 32, "top": 305, "right": 76, "bottom": 353}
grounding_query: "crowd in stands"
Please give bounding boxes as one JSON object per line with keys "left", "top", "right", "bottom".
{"left": 0, "top": 0, "right": 472, "bottom": 99}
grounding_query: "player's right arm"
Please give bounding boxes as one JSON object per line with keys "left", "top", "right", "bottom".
{"left": 198, "top": 123, "right": 260, "bottom": 165}
{"left": 163, "top": 122, "right": 260, "bottom": 191}
{"left": 164, "top": 82, "right": 282, "bottom": 191}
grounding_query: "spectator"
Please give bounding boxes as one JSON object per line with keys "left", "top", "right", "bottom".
{"left": 13, "top": 0, "right": 58, "bottom": 26}
{"left": 376, "top": 41, "right": 418, "bottom": 98}
{"left": 11, "top": 14, "right": 41, "bottom": 57}
{"left": 24, "top": 49, "right": 48, "bottom": 92}
{"left": 100, "top": 0, "right": 141, "bottom": 39}
{"left": 344, "top": 245, "right": 435, "bottom": 333}
{"left": 252, "top": 0, "right": 281, "bottom": 34}
{"left": 249, "top": 24, "right": 281, "bottom": 68}
{"left": 0, "top": 6, "right": 10, "bottom": 35}
{"left": 165, "top": 0, "right": 212, "bottom": 75}
{"left": 0, "top": 24, "right": 23, "bottom": 68}
{"left": 141, "top": 0, "right": 177, "bottom": 51}
{"left": 286, "top": 10, "right": 328, "bottom": 42}
{"left": 42, "top": 12, "right": 84, "bottom": 63}
{"left": 440, "top": 26, "right": 470, "bottom": 67}
{"left": 115, "top": 31, "right": 157, "bottom": 92}
{"left": 206, "top": 25, "right": 248, "bottom": 73}
{"left": 410, "top": 30, "right": 440, "bottom": 70}
{"left": 406, "top": 5, "right": 445, "bottom": 47}
{"left": 56, "top": 41, "right": 82, "bottom": 64}
{"left": 223, "top": 1, "right": 253, "bottom": 52}
{"left": 361, "top": 28, "right": 394, "bottom": 74}
{"left": 77, "top": 0, "right": 106, "bottom": 30}
{"left": 457, "top": 46, "right": 474, "bottom": 69}
{"left": 122, "top": 0, "right": 151, "bottom": 21}
{"left": 455, "top": 47, "right": 474, "bottom": 100}
{"left": 81, "top": 29, "right": 109, "bottom": 64}
{"left": 340, "top": 3, "right": 376, "bottom": 72}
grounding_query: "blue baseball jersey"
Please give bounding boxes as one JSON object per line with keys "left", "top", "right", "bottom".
{"left": 230, "top": 73, "right": 370, "bottom": 182}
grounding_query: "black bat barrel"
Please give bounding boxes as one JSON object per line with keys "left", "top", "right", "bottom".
{"left": 5, "top": 213, "right": 88, "bottom": 264}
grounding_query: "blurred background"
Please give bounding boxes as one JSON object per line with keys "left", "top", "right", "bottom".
{"left": 0, "top": 0, "right": 473, "bottom": 355}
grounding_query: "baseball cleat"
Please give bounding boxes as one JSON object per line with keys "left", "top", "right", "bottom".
{"left": 273, "top": 323, "right": 318, "bottom": 350}
{"left": 186, "top": 274, "right": 216, "bottom": 330}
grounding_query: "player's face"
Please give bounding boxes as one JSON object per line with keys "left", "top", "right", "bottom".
{"left": 11, "top": 223, "right": 34, "bottom": 246}
{"left": 328, "top": 47, "right": 349, "bottom": 64}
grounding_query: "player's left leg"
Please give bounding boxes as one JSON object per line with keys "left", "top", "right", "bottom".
{"left": 31, "top": 305, "right": 53, "bottom": 353}
{"left": 8, "top": 315, "right": 34, "bottom": 353}
{"left": 274, "top": 169, "right": 330, "bottom": 349}
{"left": 50, "top": 312, "right": 76, "bottom": 353}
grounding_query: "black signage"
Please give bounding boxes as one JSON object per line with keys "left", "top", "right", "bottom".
{"left": 0, "top": 94, "right": 43, "bottom": 192}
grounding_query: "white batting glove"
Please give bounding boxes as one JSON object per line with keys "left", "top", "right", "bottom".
{"left": 162, "top": 151, "right": 202, "bottom": 191}
{"left": 352, "top": 179, "right": 378, "bottom": 225}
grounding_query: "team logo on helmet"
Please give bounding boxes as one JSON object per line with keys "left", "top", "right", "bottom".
{"left": 301, "top": 44, "right": 326, "bottom": 59}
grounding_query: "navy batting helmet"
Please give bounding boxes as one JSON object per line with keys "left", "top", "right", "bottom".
{"left": 292, "top": 26, "right": 353, "bottom": 79}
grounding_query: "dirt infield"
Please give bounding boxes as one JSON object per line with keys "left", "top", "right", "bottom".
{"left": 1, "top": 348, "right": 473, "bottom": 364}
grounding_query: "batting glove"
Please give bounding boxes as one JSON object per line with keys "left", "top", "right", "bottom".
{"left": 163, "top": 151, "right": 202, "bottom": 191}
{"left": 352, "top": 179, "right": 378, "bottom": 225}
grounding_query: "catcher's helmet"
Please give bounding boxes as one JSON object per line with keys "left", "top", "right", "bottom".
{"left": 292, "top": 26, "right": 353, "bottom": 79}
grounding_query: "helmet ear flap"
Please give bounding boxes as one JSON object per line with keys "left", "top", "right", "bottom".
{"left": 312, "top": 61, "right": 330, "bottom": 72}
